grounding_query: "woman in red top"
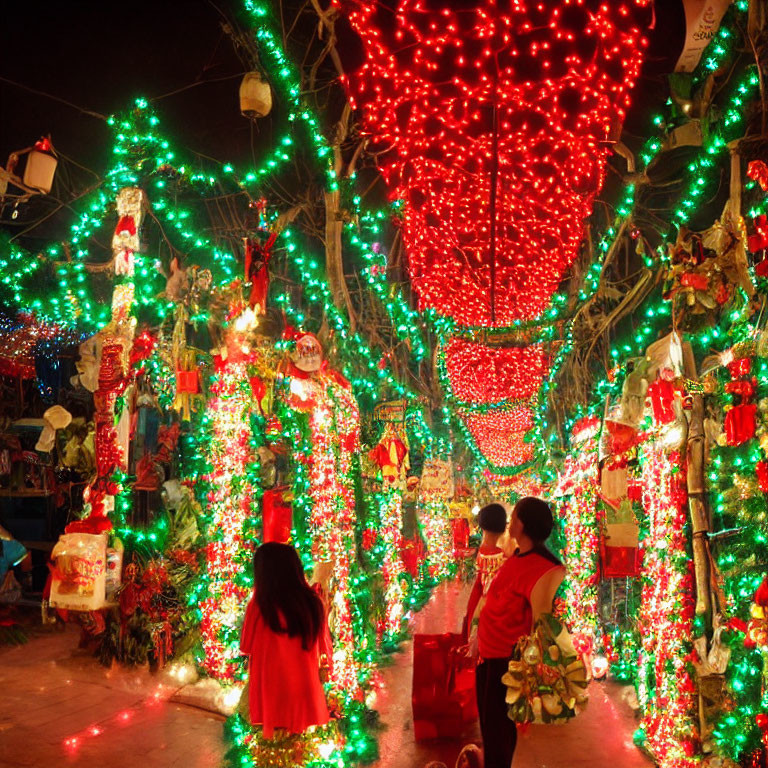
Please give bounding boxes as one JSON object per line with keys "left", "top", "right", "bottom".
{"left": 475, "top": 497, "right": 565, "bottom": 768}
{"left": 240, "top": 542, "right": 333, "bottom": 738}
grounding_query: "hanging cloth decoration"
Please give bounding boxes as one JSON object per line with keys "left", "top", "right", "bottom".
{"left": 244, "top": 232, "right": 277, "bottom": 314}
{"left": 723, "top": 357, "right": 758, "bottom": 446}
{"left": 647, "top": 377, "right": 680, "bottom": 425}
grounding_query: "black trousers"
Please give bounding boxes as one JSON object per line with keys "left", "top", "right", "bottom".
{"left": 476, "top": 658, "right": 517, "bottom": 768}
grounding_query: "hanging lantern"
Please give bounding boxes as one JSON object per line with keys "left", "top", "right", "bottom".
{"left": 239, "top": 72, "right": 272, "bottom": 119}
{"left": 22, "top": 137, "right": 58, "bottom": 194}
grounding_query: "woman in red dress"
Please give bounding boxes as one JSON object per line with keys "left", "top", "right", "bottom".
{"left": 475, "top": 497, "right": 566, "bottom": 768}
{"left": 240, "top": 542, "right": 332, "bottom": 738}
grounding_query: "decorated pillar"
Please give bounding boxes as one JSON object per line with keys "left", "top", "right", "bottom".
{"left": 82, "top": 187, "right": 145, "bottom": 526}
{"left": 419, "top": 455, "right": 455, "bottom": 582}
{"left": 555, "top": 417, "right": 601, "bottom": 656}
{"left": 282, "top": 330, "right": 362, "bottom": 691}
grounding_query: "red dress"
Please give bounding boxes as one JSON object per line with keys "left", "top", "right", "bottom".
{"left": 240, "top": 597, "right": 332, "bottom": 738}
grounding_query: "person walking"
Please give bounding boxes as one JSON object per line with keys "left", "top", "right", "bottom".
{"left": 240, "top": 542, "right": 333, "bottom": 738}
{"left": 474, "top": 497, "right": 565, "bottom": 768}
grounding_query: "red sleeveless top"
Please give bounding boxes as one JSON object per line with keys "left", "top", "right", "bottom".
{"left": 477, "top": 550, "right": 561, "bottom": 659}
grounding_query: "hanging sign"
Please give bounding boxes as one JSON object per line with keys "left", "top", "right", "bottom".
{"left": 373, "top": 399, "right": 407, "bottom": 423}
{"left": 675, "top": 0, "right": 730, "bottom": 73}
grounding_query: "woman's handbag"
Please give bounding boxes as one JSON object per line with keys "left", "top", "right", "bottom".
{"left": 501, "top": 613, "right": 589, "bottom": 725}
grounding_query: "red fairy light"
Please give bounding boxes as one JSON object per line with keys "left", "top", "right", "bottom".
{"left": 342, "top": 0, "right": 651, "bottom": 327}
{"left": 444, "top": 339, "right": 547, "bottom": 403}
{"left": 199, "top": 361, "right": 257, "bottom": 681}
{"left": 459, "top": 407, "right": 535, "bottom": 468}
{"left": 342, "top": 0, "right": 650, "bottom": 471}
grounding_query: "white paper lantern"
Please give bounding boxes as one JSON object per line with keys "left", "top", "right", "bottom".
{"left": 239, "top": 71, "right": 272, "bottom": 119}
{"left": 23, "top": 139, "right": 58, "bottom": 194}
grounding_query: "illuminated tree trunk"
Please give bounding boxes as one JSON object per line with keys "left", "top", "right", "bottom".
{"left": 199, "top": 359, "right": 258, "bottom": 682}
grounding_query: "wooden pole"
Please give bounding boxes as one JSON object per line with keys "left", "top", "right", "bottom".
{"left": 682, "top": 339, "right": 713, "bottom": 621}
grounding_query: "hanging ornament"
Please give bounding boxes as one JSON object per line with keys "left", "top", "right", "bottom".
{"left": 244, "top": 233, "right": 276, "bottom": 313}
{"left": 647, "top": 377, "right": 680, "bottom": 425}
{"left": 342, "top": 0, "right": 652, "bottom": 326}
{"left": 748, "top": 160, "right": 768, "bottom": 192}
{"left": 22, "top": 136, "right": 58, "bottom": 194}
{"left": 239, "top": 71, "right": 272, "bottom": 119}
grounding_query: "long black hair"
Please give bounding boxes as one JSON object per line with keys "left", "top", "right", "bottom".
{"left": 253, "top": 542, "right": 325, "bottom": 651}
{"left": 515, "top": 496, "right": 563, "bottom": 566}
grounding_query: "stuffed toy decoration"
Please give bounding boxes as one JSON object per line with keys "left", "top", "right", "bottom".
{"left": 164, "top": 257, "right": 189, "bottom": 302}
{"left": 112, "top": 187, "right": 144, "bottom": 278}
{"left": 35, "top": 404, "right": 73, "bottom": 453}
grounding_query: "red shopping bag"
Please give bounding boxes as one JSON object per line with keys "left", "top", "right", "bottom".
{"left": 412, "top": 632, "right": 478, "bottom": 741}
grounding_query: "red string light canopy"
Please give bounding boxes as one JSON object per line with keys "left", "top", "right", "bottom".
{"left": 342, "top": 0, "right": 651, "bottom": 471}
{"left": 343, "top": 0, "right": 651, "bottom": 327}
{"left": 459, "top": 407, "right": 535, "bottom": 468}
{"left": 443, "top": 338, "right": 547, "bottom": 403}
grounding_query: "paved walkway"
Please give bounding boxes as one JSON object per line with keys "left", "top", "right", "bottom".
{"left": 373, "top": 581, "right": 654, "bottom": 768}
{"left": 0, "top": 625, "right": 224, "bottom": 768}
{"left": 0, "top": 585, "right": 652, "bottom": 768}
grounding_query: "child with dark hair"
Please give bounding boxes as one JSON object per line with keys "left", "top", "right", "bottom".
{"left": 462, "top": 503, "right": 508, "bottom": 652}
{"left": 475, "top": 496, "right": 565, "bottom": 768}
{"left": 240, "top": 542, "right": 333, "bottom": 737}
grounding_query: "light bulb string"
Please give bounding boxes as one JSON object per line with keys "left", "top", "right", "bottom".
{"left": 488, "top": 54, "right": 500, "bottom": 327}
